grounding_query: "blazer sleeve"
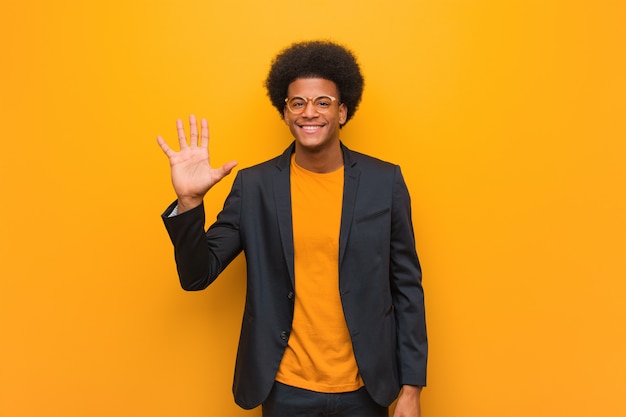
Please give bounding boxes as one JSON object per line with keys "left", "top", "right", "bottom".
{"left": 389, "top": 166, "right": 428, "bottom": 387}
{"left": 161, "top": 172, "right": 244, "bottom": 291}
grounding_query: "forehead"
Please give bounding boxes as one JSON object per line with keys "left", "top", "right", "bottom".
{"left": 287, "top": 78, "right": 339, "bottom": 97}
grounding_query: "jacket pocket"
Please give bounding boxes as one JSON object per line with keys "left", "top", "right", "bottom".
{"left": 384, "top": 303, "right": 395, "bottom": 317}
{"left": 356, "top": 207, "right": 390, "bottom": 224}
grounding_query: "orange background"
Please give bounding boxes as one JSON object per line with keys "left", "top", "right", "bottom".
{"left": 1, "top": 1, "right": 625, "bottom": 416}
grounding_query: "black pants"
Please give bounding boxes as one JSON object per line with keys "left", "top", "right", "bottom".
{"left": 262, "top": 382, "right": 389, "bottom": 417}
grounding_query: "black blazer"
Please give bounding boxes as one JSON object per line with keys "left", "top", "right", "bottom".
{"left": 162, "top": 142, "right": 427, "bottom": 409}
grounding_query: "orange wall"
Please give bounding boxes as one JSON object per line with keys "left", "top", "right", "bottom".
{"left": 1, "top": 1, "right": 625, "bottom": 416}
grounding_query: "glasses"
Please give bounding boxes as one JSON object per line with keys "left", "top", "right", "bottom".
{"left": 284, "top": 95, "right": 338, "bottom": 114}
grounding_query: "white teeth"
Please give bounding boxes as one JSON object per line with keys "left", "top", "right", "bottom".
{"left": 302, "top": 126, "right": 320, "bottom": 130}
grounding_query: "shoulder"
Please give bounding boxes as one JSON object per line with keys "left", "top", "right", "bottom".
{"left": 343, "top": 145, "right": 400, "bottom": 174}
{"left": 239, "top": 156, "right": 281, "bottom": 173}
{"left": 343, "top": 146, "right": 410, "bottom": 197}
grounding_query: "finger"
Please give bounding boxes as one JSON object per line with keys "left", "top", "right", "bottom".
{"left": 189, "top": 114, "right": 198, "bottom": 147}
{"left": 176, "top": 119, "right": 187, "bottom": 148}
{"left": 156, "top": 136, "right": 175, "bottom": 157}
{"left": 200, "top": 118, "right": 209, "bottom": 149}
{"left": 216, "top": 160, "right": 238, "bottom": 179}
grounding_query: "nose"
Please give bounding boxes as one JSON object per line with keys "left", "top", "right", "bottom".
{"left": 301, "top": 99, "right": 319, "bottom": 117}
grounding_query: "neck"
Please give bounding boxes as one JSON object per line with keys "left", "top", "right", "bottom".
{"left": 294, "top": 142, "right": 343, "bottom": 173}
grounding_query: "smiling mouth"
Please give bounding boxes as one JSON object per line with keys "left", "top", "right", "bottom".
{"left": 300, "top": 125, "right": 323, "bottom": 131}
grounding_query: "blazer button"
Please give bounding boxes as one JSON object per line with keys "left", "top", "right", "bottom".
{"left": 280, "top": 331, "right": 288, "bottom": 341}
{"left": 287, "top": 291, "right": 294, "bottom": 300}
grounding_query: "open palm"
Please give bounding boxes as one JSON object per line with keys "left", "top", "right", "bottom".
{"left": 157, "top": 115, "right": 237, "bottom": 212}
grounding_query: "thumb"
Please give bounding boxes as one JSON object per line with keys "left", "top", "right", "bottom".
{"left": 216, "top": 161, "right": 238, "bottom": 179}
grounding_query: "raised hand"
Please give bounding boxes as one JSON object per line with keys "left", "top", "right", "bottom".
{"left": 157, "top": 115, "right": 237, "bottom": 213}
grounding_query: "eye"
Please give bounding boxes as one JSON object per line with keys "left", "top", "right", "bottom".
{"left": 289, "top": 97, "right": 306, "bottom": 109}
{"left": 314, "top": 96, "right": 333, "bottom": 108}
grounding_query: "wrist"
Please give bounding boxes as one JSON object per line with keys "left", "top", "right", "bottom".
{"left": 177, "top": 197, "right": 203, "bottom": 214}
{"left": 401, "top": 385, "right": 423, "bottom": 396}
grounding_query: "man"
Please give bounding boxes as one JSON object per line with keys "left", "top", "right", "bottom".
{"left": 157, "top": 40, "right": 427, "bottom": 417}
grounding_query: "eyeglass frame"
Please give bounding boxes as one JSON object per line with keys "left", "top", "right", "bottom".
{"left": 284, "top": 95, "right": 339, "bottom": 114}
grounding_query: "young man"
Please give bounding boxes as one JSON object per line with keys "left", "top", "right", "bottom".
{"left": 158, "top": 40, "right": 427, "bottom": 417}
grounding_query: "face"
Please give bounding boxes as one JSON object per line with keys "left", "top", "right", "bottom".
{"left": 283, "top": 78, "right": 347, "bottom": 154}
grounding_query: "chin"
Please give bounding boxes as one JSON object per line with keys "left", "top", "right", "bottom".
{"left": 296, "top": 138, "right": 331, "bottom": 152}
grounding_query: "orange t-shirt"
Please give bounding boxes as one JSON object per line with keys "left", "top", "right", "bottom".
{"left": 275, "top": 156, "right": 364, "bottom": 393}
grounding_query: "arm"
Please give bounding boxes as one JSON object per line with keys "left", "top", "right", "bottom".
{"left": 162, "top": 176, "right": 244, "bottom": 291}
{"left": 158, "top": 115, "right": 240, "bottom": 290}
{"left": 157, "top": 115, "right": 237, "bottom": 213}
{"left": 389, "top": 167, "right": 428, "bottom": 415}
{"left": 393, "top": 385, "right": 423, "bottom": 417}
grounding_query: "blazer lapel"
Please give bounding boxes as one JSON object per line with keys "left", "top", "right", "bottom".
{"left": 339, "top": 144, "right": 360, "bottom": 268}
{"left": 273, "top": 142, "right": 359, "bottom": 286}
{"left": 274, "top": 143, "right": 296, "bottom": 288}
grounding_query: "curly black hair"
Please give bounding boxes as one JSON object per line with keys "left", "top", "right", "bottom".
{"left": 265, "top": 40, "right": 364, "bottom": 126}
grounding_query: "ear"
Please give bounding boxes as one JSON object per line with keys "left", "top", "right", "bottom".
{"left": 339, "top": 103, "right": 348, "bottom": 125}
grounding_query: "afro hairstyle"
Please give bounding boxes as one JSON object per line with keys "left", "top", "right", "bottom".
{"left": 265, "top": 40, "right": 364, "bottom": 126}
